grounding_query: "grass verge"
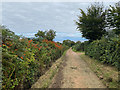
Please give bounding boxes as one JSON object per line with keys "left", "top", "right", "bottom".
{"left": 30, "top": 50, "right": 68, "bottom": 88}
{"left": 80, "top": 53, "right": 119, "bottom": 88}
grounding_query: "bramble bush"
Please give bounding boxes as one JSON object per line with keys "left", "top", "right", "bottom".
{"left": 2, "top": 28, "right": 69, "bottom": 89}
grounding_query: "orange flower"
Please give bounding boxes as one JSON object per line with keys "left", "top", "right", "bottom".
{"left": 9, "top": 44, "right": 12, "bottom": 46}
{"left": 42, "top": 39, "right": 48, "bottom": 43}
{"left": 21, "top": 57, "right": 23, "bottom": 59}
{"left": 24, "top": 54, "right": 26, "bottom": 56}
{"left": 28, "top": 39, "right": 32, "bottom": 43}
{"left": 35, "top": 44, "right": 38, "bottom": 46}
{"left": 0, "top": 45, "right": 1, "bottom": 47}
{"left": 38, "top": 46, "right": 42, "bottom": 50}
{"left": 15, "top": 49, "right": 18, "bottom": 51}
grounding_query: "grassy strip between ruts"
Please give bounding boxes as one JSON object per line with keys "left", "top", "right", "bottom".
{"left": 80, "top": 53, "right": 119, "bottom": 88}
{"left": 30, "top": 50, "right": 68, "bottom": 89}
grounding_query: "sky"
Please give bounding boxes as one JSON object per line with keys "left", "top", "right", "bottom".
{"left": 2, "top": 1, "right": 117, "bottom": 42}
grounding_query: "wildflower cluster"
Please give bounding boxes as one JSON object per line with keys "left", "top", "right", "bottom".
{"left": 2, "top": 29, "right": 69, "bottom": 89}
{"left": 42, "top": 39, "right": 62, "bottom": 49}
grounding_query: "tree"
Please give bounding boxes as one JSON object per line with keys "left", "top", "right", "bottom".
{"left": 76, "top": 3, "right": 106, "bottom": 42}
{"left": 1, "top": 25, "right": 20, "bottom": 43}
{"left": 75, "top": 41, "right": 81, "bottom": 44}
{"left": 63, "top": 40, "right": 75, "bottom": 47}
{"left": 107, "top": 1, "right": 120, "bottom": 35}
{"left": 46, "top": 29, "right": 56, "bottom": 41}
{"left": 35, "top": 30, "right": 46, "bottom": 39}
{"left": 35, "top": 29, "right": 56, "bottom": 41}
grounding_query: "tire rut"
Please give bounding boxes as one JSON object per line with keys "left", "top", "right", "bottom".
{"left": 49, "top": 48, "right": 106, "bottom": 88}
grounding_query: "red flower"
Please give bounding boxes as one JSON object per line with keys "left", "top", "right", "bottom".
{"left": 28, "top": 39, "right": 32, "bottom": 43}
{"left": 21, "top": 57, "right": 23, "bottom": 59}
{"left": 0, "top": 45, "right": 1, "bottom": 47}
{"left": 35, "top": 44, "right": 38, "bottom": 46}
{"left": 15, "top": 49, "right": 18, "bottom": 51}
{"left": 38, "top": 46, "right": 42, "bottom": 50}
{"left": 9, "top": 44, "right": 12, "bottom": 46}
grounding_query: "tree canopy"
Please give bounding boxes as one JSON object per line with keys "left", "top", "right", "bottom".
{"left": 76, "top": 3, "right": 106, "bottom": 42}
{"left": 63, "top": 40, "right": 75, "bottom": 47}
{"left": 35, "top": 29, "right": 56, "bottom": 41}
{"left": 107, "top": 1, "right": 120, "bottom": 35}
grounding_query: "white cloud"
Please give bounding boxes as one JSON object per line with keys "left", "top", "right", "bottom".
{"left": 2, "top": 2, "right": 117, "bottom": 41}
{"left": 2, "top": 2, "right": 88, "bottom": 33}
{"left": 56, "top": 32, "right": 82, "bottom": 38}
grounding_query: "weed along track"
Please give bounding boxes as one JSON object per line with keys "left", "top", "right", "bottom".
{"left": 49, "top": 48, "right": 106, "bottom": 88}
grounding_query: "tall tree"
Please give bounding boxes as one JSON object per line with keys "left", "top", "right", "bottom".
{"left": 76, "top": 3, "right": 106, "bottom": 41}
{"left": 35, "top": 30, "right": 46, "bottom": 39}
{"left": 107, "top": 1, "right": 120, "bottom": 35}
{"left": 63, "top": 40, "right": 75, "bottom": 47}
{"left": 46, "top": 29, "right": 56, "bottom": 41}
{"left": 35, "top": 29, "right": 56, "bottom": 41}
{"left": 1, "top": 25, "right": 20, "bottom": 43}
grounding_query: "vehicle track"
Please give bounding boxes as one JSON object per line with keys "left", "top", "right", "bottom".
{"left": 49, "top": 48, "right": 106, "bottom": 88}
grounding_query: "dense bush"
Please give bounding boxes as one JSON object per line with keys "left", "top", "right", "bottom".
{"left": 84, "top": 34, "right": 120, "bottom": 68}
{"left": 2, "top": 28, "right": 69, "bottom": 89}
{"left": 74, "top": 1, "right": 120, "bottom": 69}
{"left": 72, "top": 41, "right": 89, "bottom": 52}
{"left": 63, "top": 40, "right": 75, "bottom": 47}
{"left": 72, "top": 42, "right": 83, "bottom": 51}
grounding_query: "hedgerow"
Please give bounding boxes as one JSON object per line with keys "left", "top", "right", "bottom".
{"left": 72, "top": 41, "right": 89, "bottom": 52}
{"left": 72, "top": 33, "right": 120, "bottom": 68}
{"left": 2, "top": 29, "right": 69, "bottom": 89}
{"left": 84, "top": 35, "right": 120, "bottom": 68}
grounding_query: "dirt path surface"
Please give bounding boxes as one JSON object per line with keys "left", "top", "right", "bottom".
{"left": 49, "top": 48, "right": 106, "bottom": 88}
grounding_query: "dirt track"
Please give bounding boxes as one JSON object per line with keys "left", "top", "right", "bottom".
{"left": 49, "top": 48, "right": 106, "bottom": 88}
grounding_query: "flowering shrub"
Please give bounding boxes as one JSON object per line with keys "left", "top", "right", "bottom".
{"left": 2, "top": 29, "right": 69, "bottom": 89}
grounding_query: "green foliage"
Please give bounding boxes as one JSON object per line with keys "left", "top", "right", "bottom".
{"left": 46, "top": 29, "right": 56, "bottom": 41}
{"left": 84, "top": 34, "right": 120, "bottom": 68}
{"left": 35, "top": 29, "right": 56, "bottom": 41}
{"left": 63, "top": 39, "right": 75, "bottom": 47}
{"left": 75, "top": 2, "right": 120, "bottom": 70}
{"left": 76, "top": 3, "right": 106, "bottom": 41}
{"left": 72, "top": 41, "right": 89, "bottom": 52}
{"left": 2, "top": 27, "right": 68, "bottom": 89}
{"left": 107, "top": 1, "right": 120, "bottom": 35}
